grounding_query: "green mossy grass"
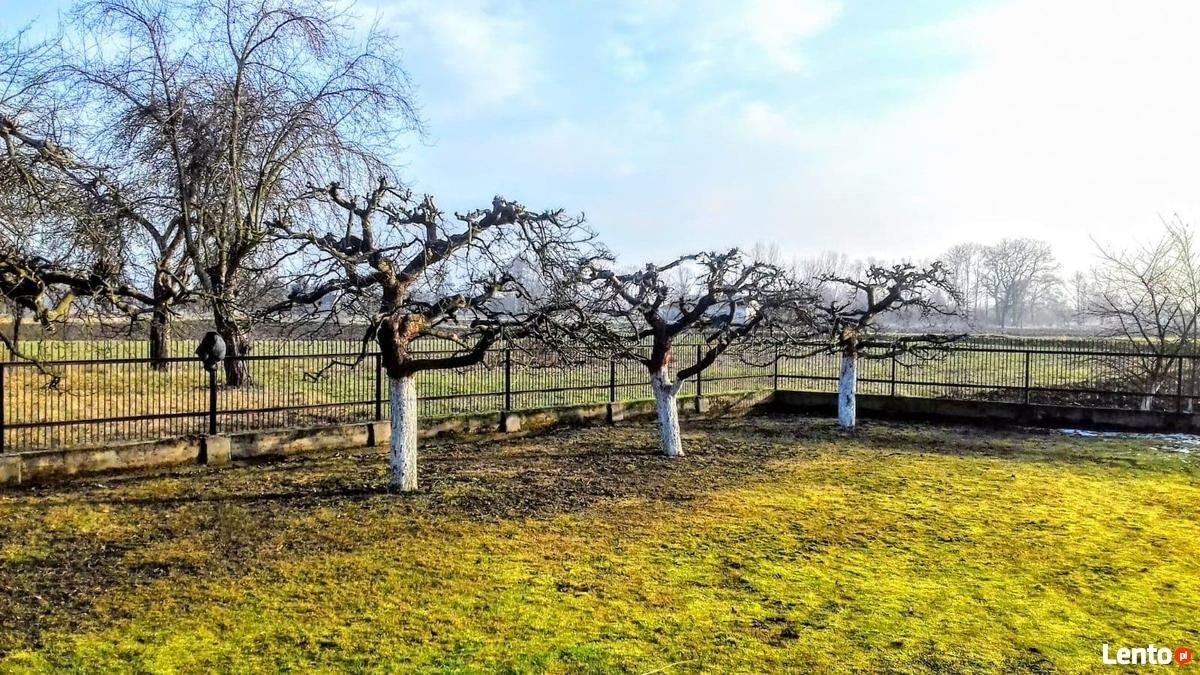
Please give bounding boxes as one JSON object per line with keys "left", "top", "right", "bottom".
{"left": 1, "top": 416, "right": 1197, "bottom": 673}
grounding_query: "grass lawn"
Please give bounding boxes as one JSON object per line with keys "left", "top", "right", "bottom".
{"left": 1, "top": 416, "right": 1198, "bottom": 673}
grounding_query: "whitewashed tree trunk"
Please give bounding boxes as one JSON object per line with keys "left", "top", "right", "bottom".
{"left": 838, "top": 351, "right": 857, "bottom": 429}
{"left": 389, "top": 375, "right": 419, "bottom": 492}
{"left": 1140, "top": 377, "right": 1164, "bottom": 411}
{"left": 651, "top": 369, "right": 684, "bottom": 457}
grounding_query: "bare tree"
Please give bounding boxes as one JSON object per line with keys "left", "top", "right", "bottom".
{"left": 1092, "top": 218, "right": 1200, "bottom": 410}
{"left": 8, "top": 0, "right": 420, "bottom": 384}
{"left": 265, "top": 180, "right": 600, "bottom": 491}
{"left": 797, "top": 250, "right": 854, "bottom": 286}
{"left": 1, "top": 27, "right": 156, "bottom": 364}
{"left": 1068, "top": 270, "right": 1093, "bottom": 327}
{"left": 812, "top": 262, "right": 962, "bottom": 429}
{"left": 582, "top": 249, "right": 814, "bottom": 457}
{"left": 979, "top": 238, "right": 1059, "bottom": 329}
{"left": 942, "top": 242, "right": 985, "bottom": 320}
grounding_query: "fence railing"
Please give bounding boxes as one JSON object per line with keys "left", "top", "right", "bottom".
{"left": 0, "top": 341, "right": 773, "bottom": 453}
{"left": 2, "top": 338, "right": 1199, "bottom": 453}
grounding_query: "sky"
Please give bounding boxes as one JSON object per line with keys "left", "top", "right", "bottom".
{"left": 8, "top": 0, "right": 1200, "bottom": 273}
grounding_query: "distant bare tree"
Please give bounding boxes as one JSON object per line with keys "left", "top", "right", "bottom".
{"left": 265, "top": 180, "right": 600, "bottom": 491}
{"left": 582, "top": 249, "right": 815, "bottom": 457}
{"left": 1092, "top": 218, "right": 1200, "bottom": 410}
{"left": 1068, "top": 270, "right": 1093, "bottom": 327}
{"left": 813, "top": 262, "right": 963, "bottom": 429}
{"left": 943, "top": 242, "right": 985, "bottom": 320}
{"left": 979, "top": 238, "right": 1059, "bottom": 328}
{"left": 798, "top": 250, "right": 854, "bottom": 285}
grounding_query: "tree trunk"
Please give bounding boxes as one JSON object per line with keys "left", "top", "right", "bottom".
{"left": 389, "top": 375, "right": 419, "bottom": 491}
{"left": 220, "top": 330, "right": 251, "bottom": 386}
{"left": 1140, "top": 380, "right": 1163, "bottom": 412}
{"left": 651, "top": 369, "right": 683, "bottom": 457}
{"left": 5, "top": 304, "right": 20, "bottom": 362}
{"left": 838, "top": 351, "right": 857, "bottom": 429}
{"left": 214, "top": 307, "right": 252, "bottom": 387}
{"left": 148, "top": 308, "right": 171, "bottom": 371}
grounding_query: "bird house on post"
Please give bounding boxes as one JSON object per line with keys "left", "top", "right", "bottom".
{"left": 195, "top": 332, "right": 227, "bottom": 373}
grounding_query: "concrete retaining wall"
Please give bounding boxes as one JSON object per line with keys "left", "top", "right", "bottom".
{"left": 9, "top": 388, "right": 1190, "bottom": 487}
{"left": 0, "top": 391, "right": 774, "bottom": 486}
{"left": 772, "top": 390, "right": 1200, "bottom": 432}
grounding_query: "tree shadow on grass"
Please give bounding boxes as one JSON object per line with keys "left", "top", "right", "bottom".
{"left": 2, "top": 422, "right": 813, "bottom": 655}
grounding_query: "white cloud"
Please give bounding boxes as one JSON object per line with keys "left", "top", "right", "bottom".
{"left": 612, "top": 0, "right": 841, "bottom": 82}
{"left": 604, "top": 35, "right": 649, "bottom": 81}
{"left": 738, "top": 0, "right": 842, "bottom": 72}
{"left": 387, "top": 0, "right": 543, "bottom": 113}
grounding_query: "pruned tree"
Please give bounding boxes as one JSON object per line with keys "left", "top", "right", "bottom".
{"left": 813, "top": 261, "right": 963, "bottom": 429}
{"left": 265, "top": 180, "right": 600, "bottom": 491}
{"left": 1091, "top": 218, "right": 1200, "bottom": 411}
{"left": 581, "top": 249, "right": 814, "bottom": 457}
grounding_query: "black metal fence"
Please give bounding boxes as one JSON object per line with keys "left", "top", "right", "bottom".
{"left": 776, "top": 340, "right": 1200, "bottom": 412}
{"left": 0, "top": 341, "right": 773, "bottom": 453}
{"left": 2, "top": 337, "right": 1198, "bottom": 453}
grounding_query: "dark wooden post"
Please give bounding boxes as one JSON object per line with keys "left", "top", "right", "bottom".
{"left": 0, "top": 363, "right": 6, "bottom": 454}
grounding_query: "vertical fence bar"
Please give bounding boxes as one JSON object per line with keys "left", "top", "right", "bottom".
{"left": 890, "top": 351, "right": 898, "bottom": 398}
{"left": 374, "top": 352, "right": 383, "bottom": 421}
{"left": 1177, "top": 356, "right": 1185, "bottom": 413}
{"left": 608, "top": 359, "right": 617, "bottom": 403}
{"left": 503, "top": 347, "right": 513, "bottom": 411}
{"left": 207, "top": 367, "right": 218, "bottom": 436}
{"left": 773, "top": 345, "right": 780, "bottom": 391}
{"left": 694, "top": 344, "right": 702, "bottom": 400}
{"left": 1023, "top": 350, "right": 1031, "bottom": 405}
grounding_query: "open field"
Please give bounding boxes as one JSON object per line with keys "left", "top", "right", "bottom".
{"left": 1, "top": 415, "right": 1197, "bottom": 672}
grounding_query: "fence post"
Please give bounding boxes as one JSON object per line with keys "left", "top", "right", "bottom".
{"left": 1177, "top": 356, "right": 1185, "bottom": 413}
{"left": 694, "top": 344, "right": 703, "bottom": 409}
{"left": 207, "top": 367, "right": 218, "bottom": 436}
{"left": 608, "top": 359, "right": 617, "bottom": 403}
{"left": 890, "top": 351, "right": 898, "bottom": 398}
{"left": 1023, "top": 351, "right": 1031, "bottom": 406}
{"left": 0, "top": 363, "right": 5, "bottom": 455}
{"left": 503, "top": 346, "right": 513, "bottom": 411}
{"left": 374, "top": 352, "right": 383, "bottom": 421}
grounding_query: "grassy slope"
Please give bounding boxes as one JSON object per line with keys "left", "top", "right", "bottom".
{"left": 1, "top": 416, "right": 1198, "bottom": 673}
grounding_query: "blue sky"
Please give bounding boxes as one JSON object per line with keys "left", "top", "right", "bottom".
{"left": 9, "top": 0, "right": 1200, "bottom": 271}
